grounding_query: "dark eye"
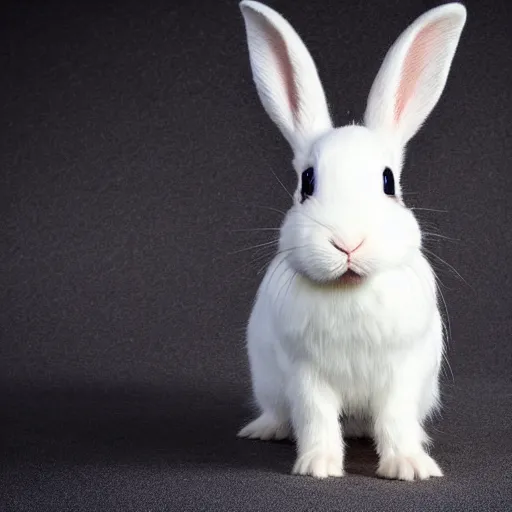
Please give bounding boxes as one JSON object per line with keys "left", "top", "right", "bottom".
{"left": 301, "top": 167, "right": 315, "bottom": 202}
{"left": 383, "top": 167, "right": 395, "bottom": 196}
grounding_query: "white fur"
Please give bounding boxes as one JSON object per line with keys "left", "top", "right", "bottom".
{"left": 238, "top": 1, "right": 466, "bottom": 481}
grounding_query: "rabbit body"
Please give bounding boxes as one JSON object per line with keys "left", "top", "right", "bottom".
{"left": 237, "top": 0, "right": 466, "bottom": 480}
{"left": 242, "top": 249, "right": 443, "bottom": 479}
{"left": 247, "top": 249, "right": 442, "bottom": 422}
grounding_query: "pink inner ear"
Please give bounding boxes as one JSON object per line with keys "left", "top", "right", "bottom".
{"left": 266, "top": 21, "right": 300, "bottom": 120}
{"left": 394, "top": 21, "right": 442, "bottom": 123}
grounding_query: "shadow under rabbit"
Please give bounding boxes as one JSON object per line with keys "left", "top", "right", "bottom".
{"left": 0, "top": 380, "right": 379, "bottom": 478}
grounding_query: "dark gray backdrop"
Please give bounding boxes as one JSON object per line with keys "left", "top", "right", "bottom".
{"left": 1, "top": 0, "right": 511, "bottom": 511}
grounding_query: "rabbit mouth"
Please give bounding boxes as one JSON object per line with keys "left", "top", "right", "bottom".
{"left": 338, "top": 269, "right": 365, "bottom": 285}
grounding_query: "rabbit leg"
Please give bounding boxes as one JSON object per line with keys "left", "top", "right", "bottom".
{"left": 374, "top": 408, "right": 442, "bottom": 480}
{"left": 372, "top": 354, "right": 443, "bottom": 481}
{"left": 289, "top": 366, "right": 344, "bottom": 478}
{"left": 238, "top": 332, "right": 291, "bottom": 441}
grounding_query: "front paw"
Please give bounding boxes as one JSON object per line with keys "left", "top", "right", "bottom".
{"left": 377, "top": 452, "right": 443, "bottom": 481}
{"left": 292, "top": 451, "right": 344, "bottom": 479}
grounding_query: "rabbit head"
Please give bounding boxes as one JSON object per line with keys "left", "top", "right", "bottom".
{"left": 240, "top": 1, "right": 466, "bottom": 284}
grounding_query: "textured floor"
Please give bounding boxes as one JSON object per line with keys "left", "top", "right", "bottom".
{"left": 1, "top": 0, "right": 511, "bottom": 510}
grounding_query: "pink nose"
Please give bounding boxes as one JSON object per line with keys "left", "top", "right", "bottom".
{"left": 331, "top": 239, "right": 364, "bottom": 257}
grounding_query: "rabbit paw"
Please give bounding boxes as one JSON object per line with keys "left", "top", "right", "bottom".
{"left": 292, "top": 451, "right": 344, "bottom": 479}
{"left": 237, "top": 414, "right": 290, "bottom": 441}
{"left": 377, "top": 452, "right": 443, "bottom": 481}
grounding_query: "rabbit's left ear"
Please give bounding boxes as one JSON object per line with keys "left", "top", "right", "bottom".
{"left": 239, "top": 1, "right": 333, "bottom": 158}
{"left": 364, "top": 3, "right": 466, "bottom": 146}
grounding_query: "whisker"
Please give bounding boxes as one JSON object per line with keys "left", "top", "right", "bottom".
{"left": 411, "top": 207, "right": 448, "bottom": 213}
{"left": 416, "top": 218, "right": 442, "bottom": 231}
{"left": 422, "top": 232, "right": 460, "bottom": 243}
{"left": 442, "top": 350, "right": 455, "bottom": 384}
{"left": 224, "top": 249, "right": 277, "bottom": 280}
{"left": 422, "top": 247, "right": 473, "bottom": 291}
{"left": 274, "top": 243, "right": 319, "bottom": 259}
{"left": 249, "top": 248, "right": 278, "bottom": 264}
{"left": 432, "top": 274, "right": 455, "bottom": 384}
{"left": 422, "top": 255, "right": 457, "bottom": 288}
{"left": 228, "top": 239, "right": 279, "bottom": 255}
{"left": 230, "top": 201, "right": 287, "bottom": 217}
{"left": 266, "top": 245, "right": 306, "bottom": 283}
{"left": 432, "top": 270, "right": 452, "bottom": 342}
{"left": 257, "top": 261, "right": 272, "bottom": 275}
{"left": 266, "top": 252, "right": 289, "bottom": 284}
{"left": 232, "top": 227, "right": 281, "bottom": 233}
{"left": 269, "top": 166, "right": 294, "bottom": 200}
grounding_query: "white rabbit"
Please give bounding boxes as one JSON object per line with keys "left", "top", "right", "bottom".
{"left": 237, "top": 1, "right": 466, "bottom": 481}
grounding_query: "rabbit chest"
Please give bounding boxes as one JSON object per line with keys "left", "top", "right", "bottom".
{"left": 267, "top": 260, "right": 441, "bottom": 409}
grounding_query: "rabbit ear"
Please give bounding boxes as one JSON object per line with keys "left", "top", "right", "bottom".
{"left": 364, "top": 3, "right": 466, "bottom": 146}
{"left": 240, "top": 1, "right": 332, "bottom": 157}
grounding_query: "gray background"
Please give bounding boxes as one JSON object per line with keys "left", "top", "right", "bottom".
{"left": 1, "top": 0, "right": 511, "bottom": 510}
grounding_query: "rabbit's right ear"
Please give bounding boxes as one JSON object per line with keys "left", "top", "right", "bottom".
{"left": 364, "top": 3, "right": 466, "bottom": 147}
{"left": 240, "top": 1, "right": 332, "bottom": 158}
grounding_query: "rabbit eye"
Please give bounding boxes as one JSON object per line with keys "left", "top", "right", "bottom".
{"left": 383, "top": 167, "right": 395, "bottom": 196}
{"left": 301, "top": 167, "right": 315, "bottom": 202}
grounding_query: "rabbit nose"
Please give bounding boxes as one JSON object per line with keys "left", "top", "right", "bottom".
{"left": 330, "top": 239, "right": 364, "bottom": 258}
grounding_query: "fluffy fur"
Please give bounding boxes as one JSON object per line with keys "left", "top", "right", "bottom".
{"left": 237, "top": 1, "right": 466, "bottom": 481}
